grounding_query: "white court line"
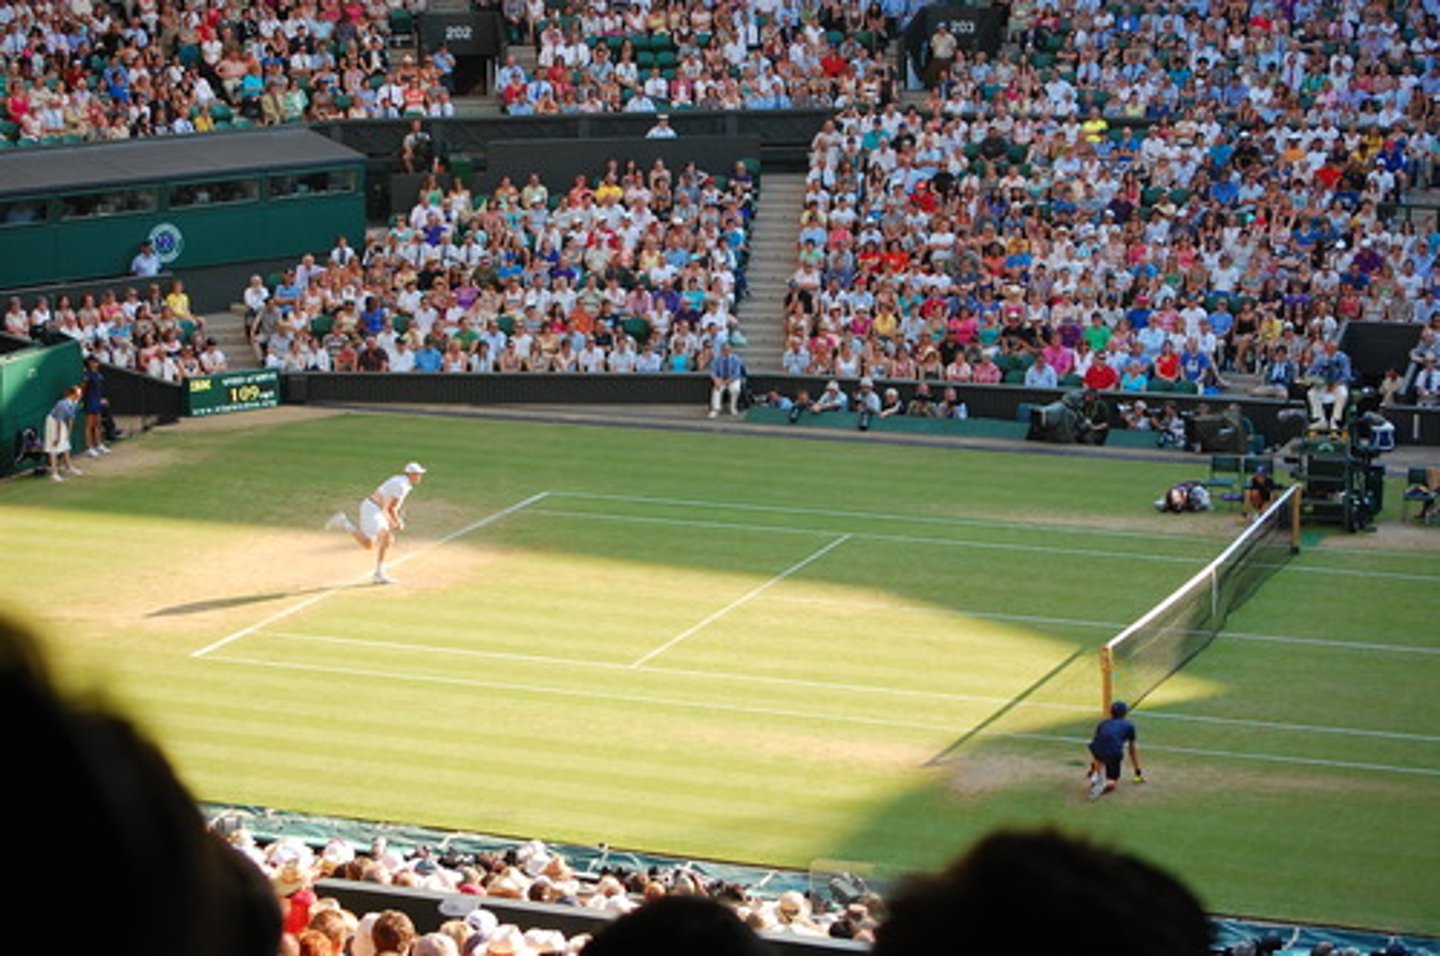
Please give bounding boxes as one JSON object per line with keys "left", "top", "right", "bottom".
{"left": 257, "top": 630, "right": 1440, "bottom": 744}
{"left": 552, "top": 492, "right": 1440, "bottom": 581}
{"left": 263, "top": 629, "right": 1013, "bottom": 704}
{"left": 524, "top": 506, "right": 1440, "bottom": 583}
{"left": 205, "top": 653, "right": 958, "bottom": 732}
{"left": 527, "top": 507, "right": 1206, "bottom": 567}
{"left": 996, "top": 731, "right": 1440, "bottom": 778}
{"left": 629, "top": 533, "right": 853, "bottom": 668}
{"left": 553, "top": 490, "right": 1201, "bottom": 543}
{"left": 189, "top": 491, "right": 551, "bottom": 659}
{"left": 200, "top": 652, "right": 1440, "bottom": 777}
{"left": 760, "top": 594, "right": 1440, "bottom": 657}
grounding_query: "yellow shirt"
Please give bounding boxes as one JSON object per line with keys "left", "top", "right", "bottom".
{"left": 166, "top": 291, "right": 192, "bottom": 318}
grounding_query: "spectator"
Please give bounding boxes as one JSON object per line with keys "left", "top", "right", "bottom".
{"left": 871, "top": 829, "right": 1209, "bottom": 956}
{"left": 2, "top": 614, "right": 281, "bottom": 955}
{"left": 708, "top": 341, "right": 745, "bottom": 418}
{"left": 1306, "top": 339, "right": 1353, "bottom": 430}
{"left": 583, "top": 895, "right": 770, "bottom": 956}
{"left": 811, "top": 379, "right": 849, "bottom": 414}
{"left": 646, "top": 114, "right": 678, "bottom": 139}
{"left": 1414, "top": 356, "right": 1440, "bottom": 408}
{"left": 131, "top": 239, "right": 162, "bottom": 277}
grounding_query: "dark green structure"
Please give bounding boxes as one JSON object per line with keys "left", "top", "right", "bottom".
{"left": 0, "top": 337, "right": 82, "bottom": 477}
{"left": 0, "top": 128, "right": 365, "bottom": 288}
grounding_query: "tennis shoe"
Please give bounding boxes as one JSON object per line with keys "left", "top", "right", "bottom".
{"left": 50, "top": 471, "right": 64, "bottom": 483}
{"left": 97, "top": 444, "right": 111, "bottom": 455}
{"left": 86, "top": 447, "right": 101, "bottom": 458}
{"left": 373, "top": 569, "right": 396, "bottom": 585}
{"left": 66, "top": 465, "right": 83, "bottom": 476}
{"left": 326, "top": 511, "right": 353, "bottom": 532}
{"left": 1087, "top": 777, "right": 1107, "bottom": 801}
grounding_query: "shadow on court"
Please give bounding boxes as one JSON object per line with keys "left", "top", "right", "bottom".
{"left": 147, "top": 585, "right": 361, "bottom": 617}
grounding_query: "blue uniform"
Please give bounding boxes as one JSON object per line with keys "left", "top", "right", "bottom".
{"left": 1089, "top": 716, "right": 1136, "bottom": 780}
{"left": 83, "top": 368, "right": 105, "bottom": 414}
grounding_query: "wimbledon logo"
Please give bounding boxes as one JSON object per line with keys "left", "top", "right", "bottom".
{"left": 147, "top": 222, "right": 185, "bottom": 264}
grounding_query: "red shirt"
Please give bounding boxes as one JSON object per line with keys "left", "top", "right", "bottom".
{"left": 1084, "top": 361, "right": 1120, "bottom": 391}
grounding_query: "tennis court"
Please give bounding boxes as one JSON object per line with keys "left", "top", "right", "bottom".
{"left": 192, "top": 486, "right": 1440, "bottom": 795}
{"left": 4, "top": 410, "right": 1437, "bottom": 932}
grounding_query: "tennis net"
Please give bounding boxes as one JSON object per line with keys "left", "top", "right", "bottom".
{"left": 1100, "top": 485, "right": 1301, "bottom": 712}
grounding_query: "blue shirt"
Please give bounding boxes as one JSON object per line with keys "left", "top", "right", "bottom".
{"left": 1308, "top": 349, "right": 1352, "bottom": 385}
{"left": 1180, "top": 350, "right": 1212, "bottom": 381}
{"left": 1090, "top": 716, "right": 1136, "bottom": 758}
{"left": 49, "top": 396, "right": 78, "bottom": 426}
{"left": 712, "top": 352, "right": 744, "bottom": 381}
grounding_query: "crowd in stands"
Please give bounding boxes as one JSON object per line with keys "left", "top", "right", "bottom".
{"left": 245, "top": 158, "right": 753, "bottom": 375}
{"left": 238, "top": 829, "right": 888, "bottom": 954}
{"left": 783, "top": 0, "right": 1440, "bottom": 401}
{"left": 4, "top": 279, "right": 229, "bottom": 382}
{"left": 499, "top": 0, "right": 901, "bottom": 115}
{"left": 0, "top": 0, "right": 450, "bottom": 145}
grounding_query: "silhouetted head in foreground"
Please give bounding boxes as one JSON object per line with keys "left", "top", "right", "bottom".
{"left": 1, "top": 615, "right": 281, "bottom": 956}
{"left": 872, "top": 828, "right": 1210, "bottom": 956}
{"left": 583, "top": 894, "right": 772, "bottom": 956}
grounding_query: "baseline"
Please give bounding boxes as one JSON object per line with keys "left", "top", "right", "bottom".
{"left": 527, "top": 505, "right": 1440, "bottom": 584}
{"left": 189, "top": 491, "right": 551, "bottom": 659}
{"left": 551, "top": 490, "right": 1201, "bottom": 543}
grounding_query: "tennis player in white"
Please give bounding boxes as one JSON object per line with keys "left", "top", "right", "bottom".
{"left": 327, "top": 462, "right": 426, "bottom": 584}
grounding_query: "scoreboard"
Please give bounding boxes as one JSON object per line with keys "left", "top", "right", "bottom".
{"left": 185, "top": 369, "right": 280, "bottom": 417}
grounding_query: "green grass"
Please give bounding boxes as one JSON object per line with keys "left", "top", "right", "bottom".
{"left": 3, "top": 409, "right": 1437, "bottom": 935}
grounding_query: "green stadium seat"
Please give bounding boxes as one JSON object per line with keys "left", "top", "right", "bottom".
{"left": 388, "top": 8, "right": 415, "bottom": 43}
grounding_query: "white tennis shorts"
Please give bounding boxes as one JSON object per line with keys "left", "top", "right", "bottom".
{"left": 358, "top": 499, "right": 393, "bottom": 541}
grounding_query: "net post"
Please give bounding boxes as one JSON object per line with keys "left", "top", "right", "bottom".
{"left": 1288, "top": 484, "right": 1302, "bottom": 553}
{"left": 1099, "top": 645, "right": 1114, "bottom": 715}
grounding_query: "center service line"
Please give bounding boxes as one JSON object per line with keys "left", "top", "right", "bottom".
{"left": 190, "top": 491, "right": 551, "bottom": 660}
{"left": 629, "top": 533, "right": 853, "bottom": 669}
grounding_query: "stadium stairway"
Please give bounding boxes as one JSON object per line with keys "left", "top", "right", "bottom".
{"left": 212, "top": 308, "right": 259, "bottom": 370}
{"left": 738, "top": 171, "right": 805, "bottom": 373}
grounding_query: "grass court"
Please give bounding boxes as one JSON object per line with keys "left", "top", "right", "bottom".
{"left": 3, "top": 407, "right": 1437, "bottom": 935}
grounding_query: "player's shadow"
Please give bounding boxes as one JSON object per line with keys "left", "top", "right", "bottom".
{"left": 147, "top": 585, "right": 360, "bottom": 617}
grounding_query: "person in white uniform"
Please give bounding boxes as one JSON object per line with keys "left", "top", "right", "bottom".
{"left": 327, "top": 462, "right": 427, "bottom": 584}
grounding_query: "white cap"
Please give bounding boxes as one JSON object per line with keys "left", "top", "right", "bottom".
{"left": 405, "top": 461, "right": 427, "bottom": 474}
